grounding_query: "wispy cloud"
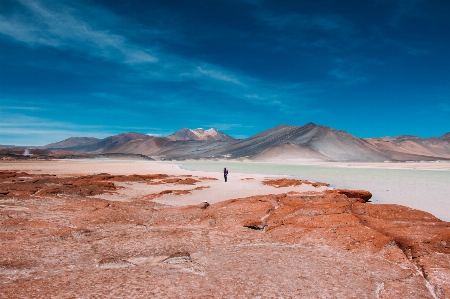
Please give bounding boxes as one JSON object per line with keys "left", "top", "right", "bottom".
{"left": 195, "top": 66, "right": 245, "bottom": 86}
{"left": 1, "top": 0, "right": 322, "bottom": 113}
{"left": 0, "top": 112, "right": 110, "bottom": 145}
{"left": 0, "top": 105, "right": 44, "bottom": 111}
{"left": 0, "top": 113, "right": 168, "bottom": 145}
{"left": 0, "top": 112, "right": 106, "bottom": 131}
{"left": 254, "top": 9, "right": 376, "bottom": 86}
{"left": 0, "top": 0, "right": 157, "bottom": 64}
{"left": 258, "top": 11, "right": 356, "bottom": 38}
{"left": 1, "top": 1, "right": 247, "bottom": 87}
{"left": 389, "top": 0, "right": 425, "bottom": 27}
{"left": 327, "top": 58, "right": 369, "bottom": 85}
{"left": 369, "top": 27, "right": 429, "bottom": 57}
{"left": 245, "top": 94, "right": 267, "bottom": 100}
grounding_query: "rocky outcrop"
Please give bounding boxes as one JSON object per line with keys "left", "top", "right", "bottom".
{"left": 1, "top": 171, "right": 448, "bottom": 298}
{"left": 262, "top": 178, "right": 330, "bottom": 188}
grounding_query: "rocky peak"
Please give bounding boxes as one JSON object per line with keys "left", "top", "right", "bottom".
{"left": 442, "top": 132, "right": 450, "bottom": 140}
{"left": 303, "top": 122, "right": 318, "bottom": 128}
{"left": 167, "top": 128, "right": 234, "bottom": 141}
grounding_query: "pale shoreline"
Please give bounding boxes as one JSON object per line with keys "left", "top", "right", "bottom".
{"left": 178, "top": 159, "right": 450, "bottom": 222}
{"left": 3, "top": 159, "right": 449, "bottom": 297}
{"left": 186, "top": 159, "right": 450, "bottom": 171}
{"left": 1, "top": 159, "right": 449, "bottom": 221}
{"left": 2, "top": 158, "right": 450, "bottom": 172}
{"left": 0, "top": 159, "right": 328, "bottom": 207}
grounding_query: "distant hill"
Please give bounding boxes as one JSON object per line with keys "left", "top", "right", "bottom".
{"left": 39, "top": 124, "right": 450, "bottom": 161}
{"left": 56, "top": 132, "right": 151, "bottom": 153}
{"left": 105, "top": 137, "right": 169, "bottom": 156}
{"left": 1, "top": 147, "right": 52, "bottom": 157}
{"left": 213, "top": 123, "right": 390, "bottom": 162}
{"left": 442, "top": 132, "right": 450, "bottom": 141}
{"left": 365, "top": 134, "right": 450, "bottom": 160}
{"left": 0, "top": 147, "right": 90, "bottom": 160}
{"left": 167, "top": 128, "right": 234, "bottom": 141}
{"left": 44, "top": 137, "right": 100, "bottom": 149}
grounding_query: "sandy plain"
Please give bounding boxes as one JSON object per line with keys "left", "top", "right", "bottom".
{"left": 1, "top": 159, "right": 449, "bottom": 298}
{"left": 3, "top": 159, "right": 447, "bottom": 208}
{"left": 0, "top": 160, "right": 328, "bottom": 205}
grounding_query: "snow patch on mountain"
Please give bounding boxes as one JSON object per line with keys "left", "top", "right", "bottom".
{"left": 168, "top": 128, "right": 234, "bottom": 141}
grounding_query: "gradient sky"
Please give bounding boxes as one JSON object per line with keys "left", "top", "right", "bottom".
{"left": 1, "top": 0, "right": 449, "bottom": 145}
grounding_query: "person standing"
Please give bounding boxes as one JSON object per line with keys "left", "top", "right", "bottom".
{"left": 223, "top": 167, "right": 228, "bottom": 182}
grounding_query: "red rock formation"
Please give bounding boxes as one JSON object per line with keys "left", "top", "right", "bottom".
{"left": 263, "top": 178, "right": 329, "bottom": 188}
{"left": 0, "top": 171, "right": 448, "bottom": 298}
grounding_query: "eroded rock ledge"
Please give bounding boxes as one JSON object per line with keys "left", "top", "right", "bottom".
{"left": 0, "top": 171, "right": 449, "bottom": 298}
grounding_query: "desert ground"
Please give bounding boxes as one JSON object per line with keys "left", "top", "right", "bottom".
{"left": 1, "top": 160, "right": 449, "bottom": 298}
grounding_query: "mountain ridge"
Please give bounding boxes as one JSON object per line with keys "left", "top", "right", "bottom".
{"left": 205, "top": 122, "right": 389, "bottom": 162}
{"left": 44, "top": 137, "right": 100, "bottom": 150}
{"left": 60, "top": 132, "right": 152, "bottom": 154}
{"left": 36, "top": 124, "right": 450, "bottom": 162}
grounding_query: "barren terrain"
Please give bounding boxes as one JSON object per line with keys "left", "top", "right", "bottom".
{"left": 21, "top": 123, "right": 450, "bottom": 162}
{"left": 0, "top": 160, "right": 449, "bottom": 298}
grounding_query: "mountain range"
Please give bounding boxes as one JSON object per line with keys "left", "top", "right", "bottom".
{"left": 40, "top": 123, "right": 450, "bottom": 162}
{"left": 44, "top": 133, "right": 152, "bottom": 154}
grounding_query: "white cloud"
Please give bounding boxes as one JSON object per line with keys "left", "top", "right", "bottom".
{"left": 0, "top": 0, "right": 157, "bottom": 64}
{"left": 0, "top": 0, "right": 320, "bottom": 119}
{"left": 0, "top": 105, "right": 44, "bottom": 111}
{"left": 245, "top": 94, "right": 267, "bottom": 100}
{"left": 195, "top": 66, "right": 246, "bottom": 86}
{"left": 0, "top": 112, "right": 110, "bottom": 145}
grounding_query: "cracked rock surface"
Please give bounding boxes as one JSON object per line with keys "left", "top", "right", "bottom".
{"left": 1, "top": 171, "right": 449, "bottom": 298}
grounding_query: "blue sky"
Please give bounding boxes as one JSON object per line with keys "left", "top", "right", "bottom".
{"left": 1, "top": 0, "right": 449, "bottom": 145}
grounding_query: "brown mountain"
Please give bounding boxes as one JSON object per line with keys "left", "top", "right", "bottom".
{"left": 105, "top": 137, "right": 169, "bottom": 156}
{"left": 250, "top": 143, "right": 331, "bottom": 162}
{"left": 365, "top": 134, "right": 450, "bottom": 160}
{"left": 44, "top": 137, "right": 100, "bottom": 150}
{"left": 212, "top": 123, "right": 390, "bottom": 162}
{"left": 167, "top": 128, "right": 234, "bottom": 141}
{"left": 441, "top": 132, "right": 450, "bottom": 141}
{"left": 221, "top": 124, "right": 450, "bottom": 162}
{"left": 61, "top": 132, "right": 152, "bottom": 153}
{"left": 41, "top": 124, "right": 450, "bottom": 161}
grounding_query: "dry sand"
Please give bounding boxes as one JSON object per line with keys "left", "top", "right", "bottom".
{"left": 1, "top": 159, "right": 448, "bottom": 208}
{"left": 181, "top": 159, "right": 450, "bottom": 222}
{"left": 1, "top": 159, "right": 449, "bottom": 298}
{"left": 0, "top": 159, "right": 328, "bottom": 207}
